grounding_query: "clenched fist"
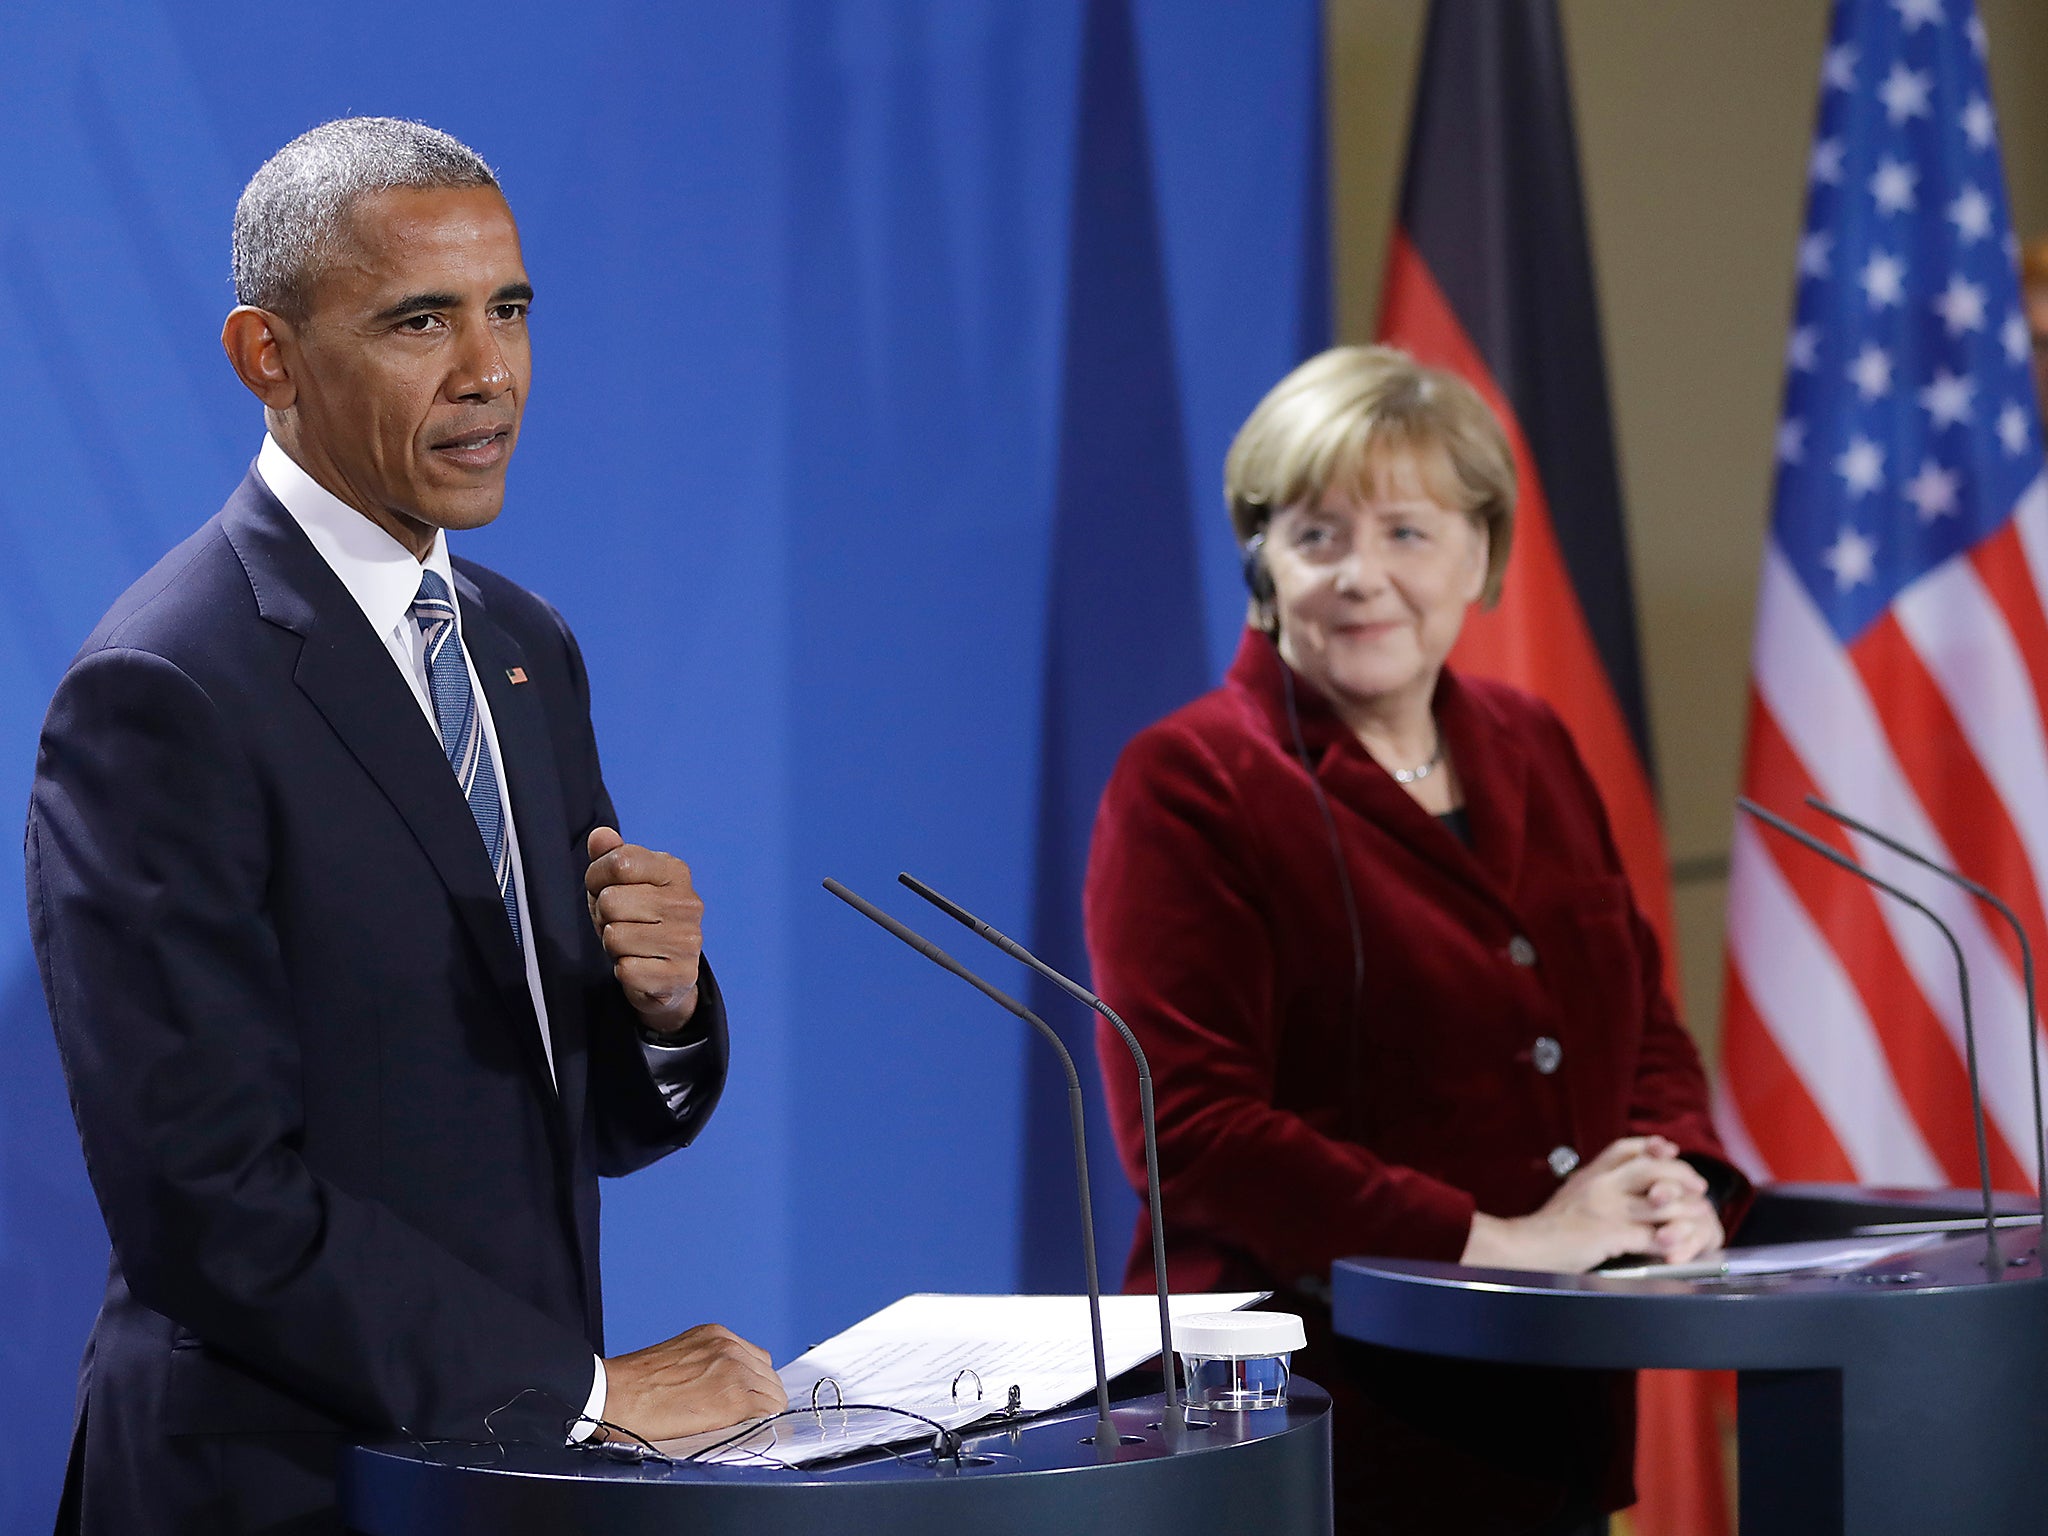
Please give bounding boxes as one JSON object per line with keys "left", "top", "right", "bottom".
{"left": 585, "top": 826, "right": 704, "bottom": 1033}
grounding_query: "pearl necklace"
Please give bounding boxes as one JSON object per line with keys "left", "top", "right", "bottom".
{"left": 1388, "top": 737, "right": 1445, "bottom": 785}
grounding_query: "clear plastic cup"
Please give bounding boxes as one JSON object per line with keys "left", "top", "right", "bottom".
{"left": 1176, "top": 1311, "right": 1307, "bottom": 1410}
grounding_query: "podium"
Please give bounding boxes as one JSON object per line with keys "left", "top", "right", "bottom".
{"left": 1331, "top": 1185, "right": 2048, "bottom": 1536}
{"left": 342, "top": 1384, "right": 1333, "bottom": 1535}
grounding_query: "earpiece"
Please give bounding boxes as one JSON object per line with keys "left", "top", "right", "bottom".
{"left": 1240, "top": 531, "right": 1276, "bottom": 607}
{"left": 1241, "top": 529, "right": 1278, "bottom": 638}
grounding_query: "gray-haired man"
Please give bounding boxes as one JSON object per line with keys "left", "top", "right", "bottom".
{"left": 30, "top": 118, "right": 782, "bottom": 1535}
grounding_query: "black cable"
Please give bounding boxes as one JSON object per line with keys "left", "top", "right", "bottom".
{"left": 1277, "top": 647, "right": 1369, "bottom": 1138}
{"left": 682, "top": 1402, "right": 967, "bottom": 1466}
{"left": 573, "top": 1420, "right": 675, "bottom": 1464}
{"left": 477, "top": 1385, "right": 675, "bottom": 1464}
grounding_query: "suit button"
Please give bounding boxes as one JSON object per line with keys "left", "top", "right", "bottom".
{"left": 1532, "top": 1036, "right": 1563, "bottom": 1074}
{"left": 1508, "top": 935, "right": 1538, "bottom": 967}
{"left": 1548, "top": 1145, "right": 1580, "bottom": 1178}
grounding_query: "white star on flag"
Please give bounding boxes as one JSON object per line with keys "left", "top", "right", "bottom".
{"left": 1810, "top": 138, "right": 1845, "bottom": 186}
{"left": 2004, "top": 312, "right": 2030, "bottom": 366}
{"left": 1848, "top": 343, "right": 1893, "bottom": 400}
{"left": 1861, "top": 251, "right": 1907, "bottom": 308}
{"left": 1836, "top": 436, "right": 1885, "bottom": 497}
{"left": 1788, "top": 326, "right": 1820, "bottom": 372}
{"left": 1963, "top": 97, "right": 1996, "bottom": 150}
{"left": 1799, "top": 232, "right": 1833, "bottom": 277}
{"left": 1777, "top": 418, "right": 1807, "bottom": 464}
{"left": 1948, "top": 184, "right": 1993, "bottom": 243}
{"left": 1823, "top": 43, "right": 1858, "bottom": 91}
{"left": 1904, "top": 460, "right": 1960, "bottom": 521}
{"left": 1822, "top": 525, "right": 1878, "bottom": 589}
{"left": 1968, "top": 13, "right": 1987, "bottom": 55}
{"left": 1878, "top": 63, "right": 1933, "bottom": 124}
{"left": 1933, "top": 274, "right": 1988, "bottom": 335}
{"left": 1870, "top": 158, "right": 1918, "bottom": 215}
{"left": 1918, "top": 368, "right": 1976, "bottom": 428}
{"left": 1999, "top": 402, "right": 2030, "bottom": 454}
{"left": 1891, "top": 0, "right": 1944, "bottom": 29}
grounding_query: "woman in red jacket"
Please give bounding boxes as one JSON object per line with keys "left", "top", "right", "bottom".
{"left": 1085, "top": 346, "right": 1742, "bottom": 1536}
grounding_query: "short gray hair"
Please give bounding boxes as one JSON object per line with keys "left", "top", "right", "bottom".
{"left": 231, "top": 117, "right": 499, "bottom": 319}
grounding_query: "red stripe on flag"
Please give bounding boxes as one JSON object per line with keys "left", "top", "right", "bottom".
{"left": 1742, "top": 695, "right": 2029, "bottom": 1188}
{"left": 1720, "top": 958, "right": 1858, "bottom": 1182}
{"left": 1851, "top": 613, "right": 2048, "bottom": 985}
{"left": 1970, "top": 519, "right": 2048, "bottom": 821}
{"left": 1378, "top": 232, "right": 1677, "bottom": 977}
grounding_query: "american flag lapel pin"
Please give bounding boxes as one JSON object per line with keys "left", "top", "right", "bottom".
{"left": 506, "top": 666, "right": 529, "bottom": 685}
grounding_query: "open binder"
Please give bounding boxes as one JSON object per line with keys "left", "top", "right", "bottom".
{"left": 657, "top": 1291, "right": 1265, "bottom": 1467}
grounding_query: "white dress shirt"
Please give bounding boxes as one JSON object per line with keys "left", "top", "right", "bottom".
{"left": 255, "top": 435, "right": 608, "bottom": 1438}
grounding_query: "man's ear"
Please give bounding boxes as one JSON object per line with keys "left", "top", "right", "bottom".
{"left": 221, "top": 306, "right": 298, "bottom": 410}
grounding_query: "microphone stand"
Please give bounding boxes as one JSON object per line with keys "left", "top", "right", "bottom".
{"left": 1738, "top": 798, "right": 2002, "bottom": 1272}
{"left": 896, "top": 872, "right": 1203, "bottom": 1437}
{"left": 822, "top": 879, "right": 1126, "bottom": 1459}
{"left": 1804, "top": 795, "right": 2048, "bottom": 1237}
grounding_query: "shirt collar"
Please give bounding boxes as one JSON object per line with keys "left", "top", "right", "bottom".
{"left": 255, "top": 433, "right": 458, "bottom": 640}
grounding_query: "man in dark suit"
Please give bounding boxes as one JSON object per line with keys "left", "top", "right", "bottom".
{"left": 26, "top": 118, "right": 785, "bottom": 1534}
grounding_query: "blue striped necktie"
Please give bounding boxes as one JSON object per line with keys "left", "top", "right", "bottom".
{"left": 410, "top": 570, "right": 522, "bottom": 947}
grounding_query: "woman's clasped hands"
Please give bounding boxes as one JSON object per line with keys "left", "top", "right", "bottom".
{"left": 1460, "top": 1135, "right": 1724, "bottom": 1273}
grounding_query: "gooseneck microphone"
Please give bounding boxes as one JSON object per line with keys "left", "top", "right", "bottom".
{"left": 896, "top": 871, "right": 1200, "bottom": 1437}
{"left": 1737, "top": 798, "right": 2002, "bottom": 1271}
{"left": 821, "top": 879, "right": 1124, "bottom": 1459}
{"left": 1803, "top": 794, "right": 2048, "bottom": 1236}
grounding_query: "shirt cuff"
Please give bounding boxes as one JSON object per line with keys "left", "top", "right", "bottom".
{"left": 566, "top": 1356, "right": 607, "bottom": 1443}
{"left": 638, "top": 1029, "right": 712, "bottom": 1117}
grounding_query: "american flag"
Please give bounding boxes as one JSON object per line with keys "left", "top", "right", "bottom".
{"left": 1720, "top": 0, "right": 2048, "bottom": 1192}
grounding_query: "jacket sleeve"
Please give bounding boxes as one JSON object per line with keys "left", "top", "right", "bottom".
{"left": 1085, "top": 721, "right": 1477, "bottom": 1283}
{"left": 546, "top": 603, "right": 729, "bottom": 1177}
{"left": 28, "top": 646, "right": 596, "bottom": 1441}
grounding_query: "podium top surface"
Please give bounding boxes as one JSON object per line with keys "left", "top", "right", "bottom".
{"left": 342, "top": 1386, "right": 1334, "bottom": 1536}
{"left": 1331, "top": 1228, "right": 2045, "bottom": 1372}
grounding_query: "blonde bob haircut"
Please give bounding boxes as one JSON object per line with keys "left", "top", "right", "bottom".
{"left": 1224, "top": 344, "right": 1517, "bottom": 608}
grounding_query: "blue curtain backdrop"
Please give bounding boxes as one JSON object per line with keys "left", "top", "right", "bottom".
{"left": 0, "top": 1, "right": 1324, "bottom": 1525}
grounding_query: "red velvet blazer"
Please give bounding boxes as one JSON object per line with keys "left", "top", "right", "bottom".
{"left": 1086, "top": 630, "right": 1731, "bottom": 1296}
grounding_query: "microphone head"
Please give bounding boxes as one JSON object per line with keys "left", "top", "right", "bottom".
{"left": 898, "top": 872, "right": 973, "bottom": 926}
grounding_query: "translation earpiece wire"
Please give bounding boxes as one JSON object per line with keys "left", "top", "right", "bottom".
{"left": 1279, "top": 648, "right": 1368, "bottom": 1141}
{"left": 478, "top": 1384, "right": 675, "bottom": 1465}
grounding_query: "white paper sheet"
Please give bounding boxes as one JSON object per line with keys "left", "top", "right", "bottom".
{"left": 1717, "top": 1232, "right": 1943, "bottom": 1275}
{"left": 1597, "top": 1231, "right": 1941, "bottom": 1280}
{"left": 655, "top": 1290, "right": 1266, "bottom": 1467}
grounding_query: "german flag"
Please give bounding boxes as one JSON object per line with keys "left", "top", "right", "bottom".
{"left": 1374, "top": 5, "right": 1726, "bottom": 1534}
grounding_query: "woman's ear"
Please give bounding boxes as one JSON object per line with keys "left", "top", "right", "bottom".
{"left": 1463, "top": 518, "right": 1492, "bottom": 606}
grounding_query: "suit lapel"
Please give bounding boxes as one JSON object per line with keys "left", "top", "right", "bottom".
{"left": 219, "top": 478, "right": 552, "bottom": 1091}
{"left": 457, "top": 571, "right": 590, "bottom": 1153}
{"left": 1434, "top": 669, "right": 1533, "bottom": 902}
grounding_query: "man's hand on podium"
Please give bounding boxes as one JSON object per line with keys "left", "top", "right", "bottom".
{"left": 601, "top": 1324, "right": 788, "bottom": 1441}
{"left": 1460, "top": 1136, "right": 1723, "bottom": 1273}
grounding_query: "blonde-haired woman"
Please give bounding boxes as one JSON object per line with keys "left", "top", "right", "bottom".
{"left": 1086, "top": 347, "right": 1742, "bottom": 1536}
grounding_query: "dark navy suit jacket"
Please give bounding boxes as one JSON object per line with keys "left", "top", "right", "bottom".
{"left": 27, "top": 474, "right": 726, "bottom": 1533}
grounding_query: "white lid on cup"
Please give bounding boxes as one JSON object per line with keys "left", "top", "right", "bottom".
{"left": 1174, "top": 1311, "right": 1306, "bottom": 1358}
